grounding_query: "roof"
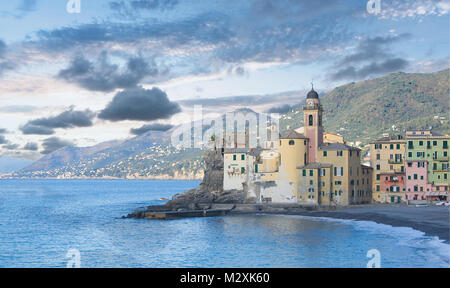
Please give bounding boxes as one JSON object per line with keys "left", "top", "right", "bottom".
{"left": 371, "top": 135, "right": 404, "bottom": 143}
{"left": 307, "top": 88, "right": 319, "bottom": 99}
{"left": 224, "top": 148, "right": 251, "bottom": 154}
{"left": 280, "top": 130, "right": 308, "bottom": 139}
{"left": 297, "top": 163, "right": 333, "bottom": 169}
{"left": 318, "top": 143, "right": 360, "bottom": 151}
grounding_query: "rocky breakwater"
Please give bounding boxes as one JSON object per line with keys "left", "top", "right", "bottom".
{"left": 125, "top": 149, "right": 247, "bottom": 220}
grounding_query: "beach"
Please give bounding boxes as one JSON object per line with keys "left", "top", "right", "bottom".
{"left": 259, "top": 205, "right": 450, "bottom": 243}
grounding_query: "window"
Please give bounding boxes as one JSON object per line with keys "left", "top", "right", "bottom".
{"left": 337, "top": 151, "right": 343, "bottom": 156}
{"left": 323, "top": 151, "right": 327, "bottom": 157}
{"left": 334, "top": 167, "right": 343, "bottom": 176}
{"left": 414, "top": 174, "right": 418, "bottom": 180}
{"left": 390, "top": 144, "right": 394, "bottom": 149}
{"left": 376, "top": 154, "right": 380, "bottom": 160}
{"left": 319, "top": 169, "right": 326, "bottom": 176}
{"left": 444, "top": 141, "right": 448, "bottom": 149}
{"left": 289, "top": 140, "right": 295, "bottom": 146}
{"left": 408, "top": 141, "right": 413, "bottom": 149}
{"left": 419, "top": 141, "right": 423, "bottom": 146}
{"left": 376, "top": 174, "right": 380, "bottom": 180}
{"left": 241, "top": 154, "right": 245, "bottom": 160}
{"left": 233, "top": 155, "right": 236, "bottom": 161}
{"left": 309, "top": 115, "right": 313, "bottom": 126}
{"left": 302, "top": 170, "right": 306, "bottom": 176}
{"left": 254, "top": 164, "right": 258, "bottom": 173}
{"left": 241, "top": 167, "right": 245, "bottom": 174}
{"left": 433, "top": 141, "right": 437, "bottom": 146}
{"left": 408, "top": 152, "right": 412, "bottom": 157}
{"left": 397, "top": 144, "right": 400, "bottom": 149}
{"left": 309, "top": 170, "right": 313, "bottom": 176}
{"left": 376, "top": 164, "right": 380, "bottom": 170}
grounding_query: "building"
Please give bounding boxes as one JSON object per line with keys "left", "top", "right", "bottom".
{"left": 223, "top": 87, "right": 372, "bottom": 206}
{"left": 405, "top": 130, "right": 449, "bottom": 201}
{"left": 370, "top": 134, "right": 406, "bottom": 203}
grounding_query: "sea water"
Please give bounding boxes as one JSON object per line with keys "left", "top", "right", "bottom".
{"left": 0, "top": 179, "right": 448, "bottom": 268}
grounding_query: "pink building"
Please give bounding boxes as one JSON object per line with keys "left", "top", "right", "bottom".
{"left": 405, "top": 161, "right": 435, "bottom": 201}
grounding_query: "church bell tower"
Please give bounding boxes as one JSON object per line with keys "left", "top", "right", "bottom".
{"left": 303, "top": 85, "right": 323, "bottom": 163}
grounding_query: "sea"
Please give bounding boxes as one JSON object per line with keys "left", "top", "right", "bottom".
{"left": 0, "top": 179, "right": 448, "bottom": 268}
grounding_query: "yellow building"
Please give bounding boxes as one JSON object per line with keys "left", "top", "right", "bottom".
{"left": 370, "top": 134, "right": 406, "bottom": 203}
{"left": 223, "top": 87, "right": 373, "bottom": 206}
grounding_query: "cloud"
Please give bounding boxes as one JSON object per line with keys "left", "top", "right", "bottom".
{"left": 331, "top": 58, "right": 409, "bottom": 80}
{"left": 0, "top": 39, "right": 16, "bottom": 77}
{"left": 23, "top": 142, "right": 39, "bottom": 151}
{"left": 110, "top": 0, "right": 179, "bottom": 17}
{"left": 0, "top": 135, "right": 7, "bottom": 144}
{"left": 329, "top": 33, "right": 411, "bottom": 80}
{"left": 0, "top": 39, "right": 6, "bottom": 58}
{"left": 17, "top": 0, "right": 37, "bottom": 13}
{"left": 58, "top": 52, "right": 160, "bottom": 92}
{"left": 3, "top": 143, "right": 20, "bottom": 150}
{"left": 0, "top": 105, "right": 39, "bottom": 113}
{"left": 41, "top": 137, "right": 74, "bottom": 155}
{"left": 20, "top": 124, "right": 55, "bottom": 135}
{"left": 0, "top": 128, "right": 6, "bottom": 134}
{"left": 20, "top": 107, "right": 96, "bottom": 135}
{"left": 99, "top": 86, "right": 181, "bottom": 122}
{"left": 266, "top": 104, "right": 296, "bottom": 114}
{"left": 339, "top": 33, "right": 411, "bottom": 65}
{"left": 378, "top": 0, "right": 450, "bottom": 19}
{"left": 130, "top": 123, "right": 174, "bottom": 135}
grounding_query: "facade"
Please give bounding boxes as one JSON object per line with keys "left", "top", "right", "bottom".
{"left": 370, "top": 134, "right": 406, "bottom": 203}
{"left": 405, "top": 130, "right": 449, "bottom": 201}
{"left": 223, "top": 88, "right": 372, "bottom": 206}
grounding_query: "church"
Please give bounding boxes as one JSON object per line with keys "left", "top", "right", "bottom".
{"left": 223, "top": 87, "right": 373, "bottom": 206}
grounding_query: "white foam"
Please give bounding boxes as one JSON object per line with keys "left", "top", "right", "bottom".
{"left": 272, "top": 214, "right": 450, "bottom": 267}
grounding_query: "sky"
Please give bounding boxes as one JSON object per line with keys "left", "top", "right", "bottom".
{"left": 0, "top": 0, "right": 448, "bottom": 161}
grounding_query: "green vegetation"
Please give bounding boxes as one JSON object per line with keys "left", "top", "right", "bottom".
{"left": 281, "top": 69, "right": 449, "bottom": 144}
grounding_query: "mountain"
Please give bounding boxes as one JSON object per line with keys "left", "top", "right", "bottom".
{"left": 0, "top": 157, "right": 32, "bottom": 174}
{"left": 9, "top": 69, "right": 449, "bottom": 179}
{"left": 12, "top": 131, "right": 205, "bottom": 179}
{"left": 280, "top": 69, "right": 449, "bottom": 143}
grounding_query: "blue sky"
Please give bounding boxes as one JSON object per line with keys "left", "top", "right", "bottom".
{"left": 0, "top": 0, "right": 448, "bottom": 160}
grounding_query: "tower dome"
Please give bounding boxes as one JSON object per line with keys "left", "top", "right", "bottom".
{"left": 307, "top": 87, "right": 319, "bottom": 99}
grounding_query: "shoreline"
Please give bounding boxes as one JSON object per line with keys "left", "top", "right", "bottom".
{"left": 229, "top": 205, "right": 450, "bottom": 244}
{"left": 128, "top": 204, "right": 450, "bottom": 244}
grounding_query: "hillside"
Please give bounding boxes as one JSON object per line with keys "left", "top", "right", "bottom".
{"left": 281, "top": 69, "right": 449, "bottom": 143}
{"left": 12, "top": 131, "right": 205, "bottom": 179}
{"left": 9, "top": 69, "right": 449, "bottom": 179}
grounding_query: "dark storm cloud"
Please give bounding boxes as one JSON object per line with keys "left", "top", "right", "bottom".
{"left": 329, "top": 33, "right": 411, "bottom": 80}
{"left": 23, "top": 142, "right": 39, "bottom": 151}
{"left": 130, "top": 123, "right": 174, "bottom": 135}
{"left": 20, "top": 124, "right": 55, "bottom": 135}
{"left": 266, "top": 104, "right": 296, "bottom": 114}
{"left": 331, "top": 58, "right": 409, "bottom": 81}
{"left": 32, "top": 12, "right": 232, "bottom": 52}
{"left": 58, "top": 52, "right": 160, "bottom": 92}
{"left": 41, "top": 137, "right": 74, "bottom": 155}
{"left": 339, "top": 33, "right": 411, "bottom": 66}
{"left": 99, "top": 86, "right": 181, "bottom": 122}
{"left": 3, "top": 143, "right": 20, "bottom": 150}
{"left": 20, "top": 107, "right": 95, "bottom": 135}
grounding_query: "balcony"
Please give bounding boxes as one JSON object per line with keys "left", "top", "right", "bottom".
{"left": 388, "top": 160, "right": 403, "bottom": 164}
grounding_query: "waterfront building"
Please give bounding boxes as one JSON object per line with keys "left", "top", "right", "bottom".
{"left": 405, "top": 130, "right": 449, "bottom": 201}
{"left": 369, "top": 134, "right": 406, "bottom": 203}
{"left": 223, "top": 88, "right": 372, "bottom": 205}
